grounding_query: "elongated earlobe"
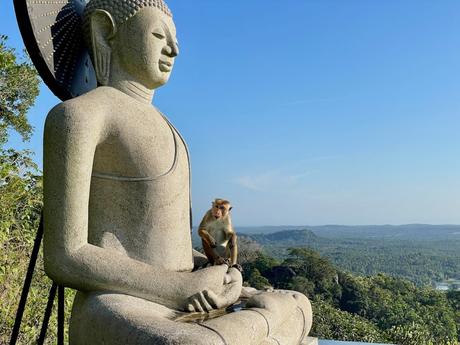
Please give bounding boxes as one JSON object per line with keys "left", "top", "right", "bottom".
{"left": 89, "top": 10, "right": 116, "bottom": 86}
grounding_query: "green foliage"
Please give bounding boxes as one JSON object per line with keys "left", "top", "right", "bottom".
{"left": 387, "top": 322, "right": 459, "bottom": 345}
{"left": 242, "top": 252, "right": 278, "bottom": 289}
{"left": 345, "top": 274, "right": 458, "bottom": 344}
{"left": 288, "top": 276, "right": 315, "bottom": 298}
{"left": 282, "top": 248, "right": 342, "bottom": 303}
{"left": 0, "top": 35, "right": 39, "bottom": 144}
{"left": 447, "top": 290, "right": 460, "bottom": 331}
{"left": 242, "top": 247, "right": 459, "bottom": 345}
{"left": 242, "top": 251, "right": 279, "bottom": 278}
{"left": 243, "top": 268, "right": 271, "bottom": 290}
{"left": 323, "top": 242, "right": 460, "bottom": 287}
{"left": 0, "top": 147, "right": 77, "bottom": 344}
{"left": 0, "top": 149, "right": 42, "bottom": 238}
{"left": 311, "top": 298, "right": 387, "bottom": 343}
{"left": 0, "top": 35, "right": 75, "bottom": 344}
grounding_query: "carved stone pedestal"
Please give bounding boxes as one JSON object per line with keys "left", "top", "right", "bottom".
{"left": 304, "top": 337, "right": 319, "bottom": 345}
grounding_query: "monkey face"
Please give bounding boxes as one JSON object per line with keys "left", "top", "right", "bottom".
{"left": 211, "top": 199, "right": 232, "bottom": 220}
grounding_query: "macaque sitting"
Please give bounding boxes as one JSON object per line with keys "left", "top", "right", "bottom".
{"left": 198, "top": 199, "right": 242, "bottom": 271}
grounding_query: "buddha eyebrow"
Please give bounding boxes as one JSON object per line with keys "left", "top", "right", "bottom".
{"left": 161, "top": 22, "right": 176, "bottom": 41}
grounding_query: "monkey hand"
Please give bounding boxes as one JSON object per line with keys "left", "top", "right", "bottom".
{"left": 232, "top": 264, "right": 243, "bottom": 272}
{"left": 185, "top": 267, "right": 242, "bottom": 313}
{"left": 215, "top": 256, "right": 230, "bottom": 266}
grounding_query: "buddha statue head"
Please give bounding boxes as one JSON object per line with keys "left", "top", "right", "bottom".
{"left": 82, "top": 0, "right": 179, "bottom": 90}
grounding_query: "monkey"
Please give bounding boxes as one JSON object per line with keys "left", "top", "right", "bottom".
{"left": 198, "top": 199, "right": 242, "bottom": 272}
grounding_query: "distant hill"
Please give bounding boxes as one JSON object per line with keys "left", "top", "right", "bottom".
{"left": 235, "top": 224, "right": 460, "bottom": 241}
{"left": 192, "top": 224, "right": 460, "bottom": 248}
{"left": 219, "top": 225, "right": 460, "bottom": 286}
{"left": 192, "top": 228, "right": 327, "bottom": 248}
{"left": 192, "top": 224, "right": 460, "bottom": 286}
{"left": 248, "top": 229, "right": 326, "bottom": 246}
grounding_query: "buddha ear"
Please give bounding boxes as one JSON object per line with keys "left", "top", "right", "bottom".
{"left": 89, "top": 9, "right": 116, "bottom": 86}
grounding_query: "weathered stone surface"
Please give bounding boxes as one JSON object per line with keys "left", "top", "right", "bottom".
{"left": 42, "top": 1, "right": 313, "bottom": 344}
{"left": 303, "top": 337, "right": 319, "bottom": 345}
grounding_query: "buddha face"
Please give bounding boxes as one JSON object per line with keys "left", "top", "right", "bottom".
{"left": 111, "top": 7, "right": 179, "bottom": 90}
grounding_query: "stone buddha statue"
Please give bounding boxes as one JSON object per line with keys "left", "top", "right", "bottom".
{"left": 42, "top": 0, "right": 313, "bottom": 343}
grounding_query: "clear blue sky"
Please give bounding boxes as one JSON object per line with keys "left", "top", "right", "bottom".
{"left": 2, "top": 0, "right": 460, "bottom": 226}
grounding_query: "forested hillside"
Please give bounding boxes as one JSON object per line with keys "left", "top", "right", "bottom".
{"left": 235, "top": 228, "right": 460, "bottom": 287}
{"left": 242, "top": 248, "right": 460, "bottom": 345}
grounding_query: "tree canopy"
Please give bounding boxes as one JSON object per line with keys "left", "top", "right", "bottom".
{"left": 0, "top": 35, "right": 39, "bottom": 145}
{"left": 0, "top": 34, "right": 51, "bottom": 344}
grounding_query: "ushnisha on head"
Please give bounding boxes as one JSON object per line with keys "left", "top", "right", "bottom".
{"left": 82, "top": 0, "right": 179, "bottom": 90}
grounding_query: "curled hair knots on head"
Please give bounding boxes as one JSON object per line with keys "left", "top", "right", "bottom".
{"left": 82, "top": 0, "right": 172, "bottom": 42}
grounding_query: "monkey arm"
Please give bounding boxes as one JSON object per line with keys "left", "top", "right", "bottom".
{"left": 198, "top": 213, "right": 217, "bottom": 247}
{"left": 198, "top": 228, "right": 217, "bottom": 247}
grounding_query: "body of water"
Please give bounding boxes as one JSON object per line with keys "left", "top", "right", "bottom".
{"left": 435, "top": 279, "right": 460, "bottom": 291}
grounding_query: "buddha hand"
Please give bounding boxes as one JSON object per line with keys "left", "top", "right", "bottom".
{"left": 185, "top": 266, "right": 242, "bottom": 312}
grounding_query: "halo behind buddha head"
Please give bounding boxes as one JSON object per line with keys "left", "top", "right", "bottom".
{"left": 14, "top": 0, "right": 172, "bottom": 101}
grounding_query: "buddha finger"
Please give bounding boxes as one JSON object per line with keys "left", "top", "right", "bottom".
{"left": 186, "top": 303, "right": 196, "bottom": 312}
{"left": 222, "top": 282, "right": 241, "bottom": 304}
{"left": 198, "top": 291, "right": 214, "bottom": 312}
{"left": 192, "top": 298, "right": 205, "bottom": 312}
{"left": 224, "top": 273, "right": 232, "bottom": 284}
{"left": 203, "top": 289, "right": 224, "bottom": 309}
{"left": 227, "top": 267, "right": 242, "bottom": 284}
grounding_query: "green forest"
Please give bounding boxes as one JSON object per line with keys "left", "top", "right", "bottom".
{"left": 244, "top": 229, "right": 460, "bottom": 287}
{"left": 242, "top": 247, "right": 460, "bottom": 345}
{"left": 1, "top": 36, "right": 459, "bottom": 345}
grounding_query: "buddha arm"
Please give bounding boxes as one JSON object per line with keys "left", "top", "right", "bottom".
{"left": 42, "top": 102, "right": 228, "bottom": 310}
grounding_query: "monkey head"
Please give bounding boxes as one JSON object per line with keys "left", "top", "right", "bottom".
{"left": 211, "top": 199, "right": 232, "bottom": 220}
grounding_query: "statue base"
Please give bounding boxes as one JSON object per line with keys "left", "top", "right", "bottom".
{"left": 303, "top": 337, "right": 319, "bottom": 345}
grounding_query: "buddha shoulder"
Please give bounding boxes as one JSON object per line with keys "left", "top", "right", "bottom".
{"left": 44, "top": 87, "right": 119, "bottom": 138}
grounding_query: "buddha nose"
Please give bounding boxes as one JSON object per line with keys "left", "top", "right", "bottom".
{"left": 170, "top": 41, "right": 179, "bottom": 57}
{"left": 164, "top": 42, "right": 179, "bottom": 58}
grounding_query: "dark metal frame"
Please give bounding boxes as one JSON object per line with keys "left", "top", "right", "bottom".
{"left": 9, "top": 215, "right": 65, "bottom": 345}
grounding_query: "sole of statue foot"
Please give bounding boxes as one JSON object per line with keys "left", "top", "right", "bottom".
{"left": 302, "top": 337, "right": 319, "bottom": 345}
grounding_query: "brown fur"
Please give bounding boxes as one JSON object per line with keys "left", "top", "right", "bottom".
{"left": 198, "top": 199, "right": 241, "bottom": 271}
